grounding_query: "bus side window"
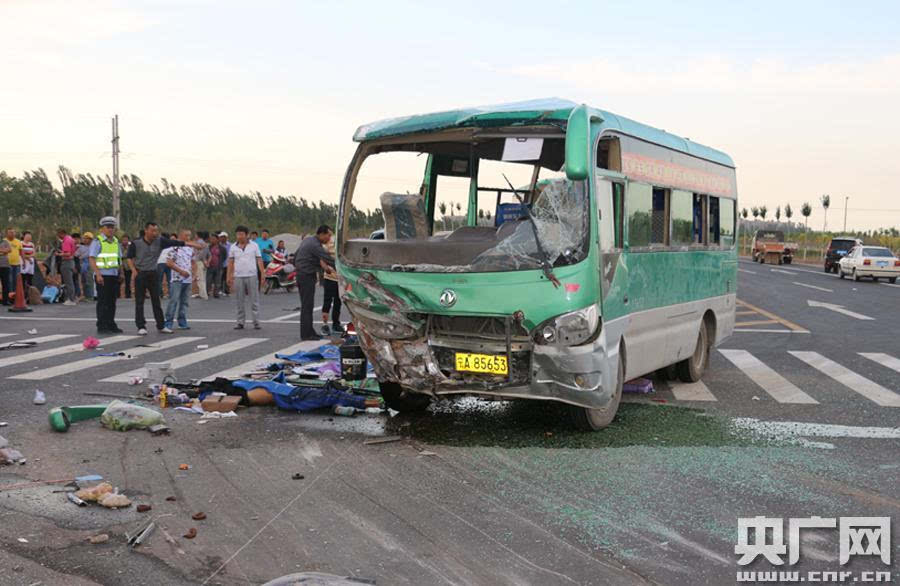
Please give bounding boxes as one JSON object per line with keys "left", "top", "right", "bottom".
{"left": 626, "top": 183, "right": 653, "bottom": 248}
{"left": 708, "top": 196, "right": 720, "bottom": 245}
{"left": 692, "top": 194, "right": 704, "bottom": 244}
{"left": 720, "top": 199, "right": 735, "bottom": 247}
{"left": 651, "top": 188, "right": 667, "bottom": 245}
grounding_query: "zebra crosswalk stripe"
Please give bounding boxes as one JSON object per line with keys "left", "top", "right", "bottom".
{"left": 789, "top": 351, "right": 900, "bottom": 407}
{"left": 202, "top": 340, "right": 324, "bottom": 381}
{"left": 719, "top": 349, "right": 818, "bottom": 404}
{"left": 0, "top": 335, "right": 138, "bottom": 370}
{"left": 11, "top": 337, "right": 205, "bottom": 380}
{"left": 101, "top": 338, "right": 267, "bottom": 383}
{"left": 858, "top": 352, "right": 900, "bottom": 375}
{"left": 8, "top": 334, "right": 79, "bottom": 345}
{"left": 669, "top": 380, "right": 717, "bottom": 401}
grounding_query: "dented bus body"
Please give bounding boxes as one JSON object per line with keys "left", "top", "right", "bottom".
{"left": 336, "top": 99, "right": 738, "bottom": 430}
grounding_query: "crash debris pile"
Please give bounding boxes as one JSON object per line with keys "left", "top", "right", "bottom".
{"left": 0, "top": 433, "right": 26, "bottom": 465}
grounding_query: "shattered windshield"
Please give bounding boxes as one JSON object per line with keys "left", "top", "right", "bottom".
{"left": 339, "top": 133, "right": 591, "bottom": 273}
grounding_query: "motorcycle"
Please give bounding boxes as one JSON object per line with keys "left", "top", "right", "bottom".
{"left": 263, "top": 253, "right": 297, "bottom": 294}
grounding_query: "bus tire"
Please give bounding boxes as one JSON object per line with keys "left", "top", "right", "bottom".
{"left": 378, "top": 381, "right": 431, "bottom": 413}
{"left": 677, "top": 323, "right": 709, "bottom": 383}
{"left": 570, "top": 356, "right": 623, "bottom": 431}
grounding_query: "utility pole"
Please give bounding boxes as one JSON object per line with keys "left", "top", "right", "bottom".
{"left": 843, "top": 196, "right": 849, "bottom": 233}
{"left": 111, "top": 114, "right": 120, "bottom": 225}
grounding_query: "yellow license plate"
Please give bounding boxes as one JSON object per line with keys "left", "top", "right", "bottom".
{"left": 454, "top": 352, "right": 508, "bottom": 375}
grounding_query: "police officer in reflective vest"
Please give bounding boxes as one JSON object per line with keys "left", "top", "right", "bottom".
{"left": 89, "top": 216, "right": 124, "bottom": 333}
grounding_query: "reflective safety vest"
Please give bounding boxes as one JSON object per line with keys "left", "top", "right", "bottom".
{"left": 96, "top": 237, "right": 120, "bottom": 270}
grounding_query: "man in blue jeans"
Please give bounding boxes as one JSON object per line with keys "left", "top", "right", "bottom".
{"left": 161, "top": 229, "right": 195, "bottom": 333}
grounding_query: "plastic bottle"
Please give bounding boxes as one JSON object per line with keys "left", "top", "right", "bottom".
{"left": 33, "top": 390, "right": 46, "bottom": 405}
{"left": 364, "top": 407, "right": 383, "bottom": 416}
{"left": 333, "top": 405, "right": 356, "bottom": 417}
{"left": 159, "top": 386, "right": 168, "bottom": 408}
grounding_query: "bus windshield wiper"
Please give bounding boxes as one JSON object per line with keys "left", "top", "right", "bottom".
{"left": 501, "top": 173, "right": 561, "bottom": 288}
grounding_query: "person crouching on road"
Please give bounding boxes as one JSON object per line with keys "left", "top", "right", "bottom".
{"left": 162, "top": 229, "right": 195, "bottom": 333}
{"left": 88, "top": 217, "right": 124, "bottom": 334}
{"left": 226, "top": 225, "right": 265, "bottom": 330}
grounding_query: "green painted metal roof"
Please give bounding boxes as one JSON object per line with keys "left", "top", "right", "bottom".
{"left": 353, "top": 98, "right": 734, "bottom": 168}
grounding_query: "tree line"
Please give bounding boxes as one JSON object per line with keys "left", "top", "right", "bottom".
{"left": 0, "top": 166, "right": 384, "bottom": 247}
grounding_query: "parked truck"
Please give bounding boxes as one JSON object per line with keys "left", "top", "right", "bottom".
{"left": 751, "top": 230, "right": 792, "bottom": 264}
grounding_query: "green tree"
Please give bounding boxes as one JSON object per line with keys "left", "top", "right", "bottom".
{"left": 751, "top": 206, "right": 759, "bottom": 220}
{"left": 759, "top": 205, "right": 768, "bottom": 220}
{"left": 820, "top": 194, "right": 831, "bottom": 231}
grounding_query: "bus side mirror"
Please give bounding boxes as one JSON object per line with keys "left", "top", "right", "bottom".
{"left": 564, "top": 105, "right": 602, "bottom": 181}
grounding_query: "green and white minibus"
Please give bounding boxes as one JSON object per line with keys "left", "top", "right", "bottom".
{"left": 337, "top": 99, "right": 737, "bottom": 430}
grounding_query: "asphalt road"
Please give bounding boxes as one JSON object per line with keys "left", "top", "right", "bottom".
{"left": 0, "top": 265, "right": 897, "bottom": 585}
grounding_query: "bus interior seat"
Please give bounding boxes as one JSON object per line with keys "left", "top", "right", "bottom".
{"left": 380, "top": 192, "right": 428, "bottom": 240}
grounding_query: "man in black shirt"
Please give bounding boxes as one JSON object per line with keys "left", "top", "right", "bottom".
{"left": 127, "top": 222, "right": 202, "bottom": 335}
{"left": 294, "top": 225, "right": 336, "bottom": 340}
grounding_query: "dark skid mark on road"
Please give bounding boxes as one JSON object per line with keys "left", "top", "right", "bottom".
{"left": 387, "top": 398, "right": 762, "bottom": 449}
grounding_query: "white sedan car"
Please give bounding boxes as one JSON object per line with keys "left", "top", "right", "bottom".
{"left": 838, "top": 246, "right": 900, "bottom": 283}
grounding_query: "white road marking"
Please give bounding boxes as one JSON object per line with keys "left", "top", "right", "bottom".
{"left": 11, "top": 337, "right": 204, "bottom": 380}
{"left": 806, "top": 300, "right": 874, "bottom": 321}
{"left": 670, "top": 380, "right": 717, "bottom": 401}
{"left": 202, "top": 340, "right": 323, "bottom": 381}
{"left": 859, "top": 352, "right": 900, "bottom": 375}
{"left": 737, "top": 269, "right": 756, "bottom": 274}
{"left": 719, "top": 349, "right": 818, "bottom": 404}
{"left": 770, "top": 268, "right": 798, "bottom": 275}
{"left": 101, "top": 338, "right": 267, "bottom": 382}
{"left": 792, "top": 282, "right": 833, "bottom": 293}
{"left": 732, "top": 329, "right": 810, "bottom": 334}
{"left": 2, "top": 334, "right": 78, "bottom": 345}
{"left": 0, "top": 336, "right": 138, "bottom": 369}
{"left": 733, "top": 418, "right": 900, "bottom": 439}
{"left": 270, "top": 306, "right": 321, "bottom": 322}
{"left": 881, "top": 282, "right": 900, "bottom": 289}
{"left": 789, "top": 351, "right": 900, "bottom": 407}
{"left": 0, "top": 333, "right": 13, "bottom": 338}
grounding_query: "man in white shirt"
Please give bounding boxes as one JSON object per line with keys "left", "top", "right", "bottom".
{"left": 226, "top": 225, "right": 265, "bottom": 330}
{"left": 162, "top": 229, "right": 195, "bottom": 333}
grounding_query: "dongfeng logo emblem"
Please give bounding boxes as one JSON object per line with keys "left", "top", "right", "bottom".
{"left": 439, "top": 289, "right": 457, "bottom": 307}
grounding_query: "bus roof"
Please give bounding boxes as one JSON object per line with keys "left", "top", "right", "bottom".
{"left": 353, "top": 98, "right": 735, "bottom": 168}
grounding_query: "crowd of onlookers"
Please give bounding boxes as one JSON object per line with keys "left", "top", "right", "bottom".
{"left": 1, "top": 223, "right": 340, "bottom": 340}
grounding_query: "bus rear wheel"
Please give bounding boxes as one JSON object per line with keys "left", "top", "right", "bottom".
{"left": 570, "top": 356, "right": 623, "bottom": 431}
{"left": 676, "top": 323, "right": 709, "bottom": 383}
{"left": 378, "top": 381, "right": 431, "bottom": 413}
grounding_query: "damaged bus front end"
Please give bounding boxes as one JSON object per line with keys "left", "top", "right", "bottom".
{"left": 336, "top": 100, "right": 624, "bottom": 429}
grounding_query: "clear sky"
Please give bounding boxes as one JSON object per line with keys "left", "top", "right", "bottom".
{"left": 2, "top": 0, "right": 899, "bottom": 231}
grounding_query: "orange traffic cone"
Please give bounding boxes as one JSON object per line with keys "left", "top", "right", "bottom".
{"left": 8, "top": 272, "right": 33, "bottom": 313}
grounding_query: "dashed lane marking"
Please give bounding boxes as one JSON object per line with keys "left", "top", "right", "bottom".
{"left": 11, "top": 336, "right": 204, "bottom": 380}
{"left": 793, "top": 282, "right": 833, "bottom": 293}
{"left": 718, "top": 349, "right": 818, "bottom": 404}
{"left": 101, "top": 338, "right": 267, "bottom": 382}
{"left": 789, "top": 351, "right": 900, "bottom": 407}
{"left": 770, "top": 268, "right": 798, "bottom": 276}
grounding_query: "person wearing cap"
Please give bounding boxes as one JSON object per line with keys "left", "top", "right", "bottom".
{"left": 88, "top": 216, "right": 124, "bottom": 333}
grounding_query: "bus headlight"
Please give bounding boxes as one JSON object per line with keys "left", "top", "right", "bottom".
{"left": 533, "top": 304, "right": 601, "bottom": 347}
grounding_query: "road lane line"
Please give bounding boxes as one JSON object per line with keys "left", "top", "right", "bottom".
{"left": 0, "top": 336, "right": 138, "bottom": 369}
{"left": 859, "top": 353, "right": 900, "bottom": 375}
{"left": 738, "top": 269, "right": 756, "bottom": 274}
{"left": 806, "top": 300, "right": 873, "bottom": 321}
{"left": 101, "top": 338, "right": 267, "bottom": 382}
{"left": 202, "top": 340, "right": 325, "bottom": 381}
{"left": 789, "top": 351, "right": 900, "bottom": 407}
{"left": 719, "top": 349, "right": 818, "bottom": 404}
{"left": 734, "top": 299, "right": 810, "bottom": 333}
{"left": 881, "top": 282, "right": 900, "bottom": 289}
{"left": 2, "top": 334, "right": 78, "bottom": 345}
{"left": 670, "top": 380, "right": 717, "bottom": 401}
{"left": 0, "top": 334, "right": 13, "bottom": 338}
{"left": 793, "top": 282, "right": 833, "bottom": 293}
{"left": 11, "top": 337, "right": 204, "bottom": 380}
{"left": 270, "top": 306, "right": 321, "bottom": 322}
{"left": 770, "top": 268, "right": 798, "bottom": 275}
{"left": 736, "top": 310, "right": 757, "bottom": 316}
{"left": 734, "top": 319, "right": 778, "bottom": 327}
{"left": 732, "top": 329, "right": 810, "bottom": 334}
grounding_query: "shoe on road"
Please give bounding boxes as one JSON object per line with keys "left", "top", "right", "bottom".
{"left": 160, "top": 327, "right": 174, "bottom": 334}
{"left": 253, "top": 323, "right": 261, "bottom": 330}
{"left": 321, "top": 324, "right": 331, "bottom": 336}
{"left": 137, "top": 328, "right": 148, "bottom": 336}
{"left": 234, "top": 324, "right": 244, "bottom": 330}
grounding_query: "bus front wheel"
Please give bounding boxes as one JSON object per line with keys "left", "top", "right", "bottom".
{"left": 570, "top": 356, "right": 623, "bottom": 431}
{"left": 677, "top": 324, "right": 710, "bottom": 383}
{"left": 378, "top": 381, "right": 431, "bottom": 413}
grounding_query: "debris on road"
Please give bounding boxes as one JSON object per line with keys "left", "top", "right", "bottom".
{"left": 136, "top": 504, "right": 152, "bottom": 513}
{"left": 363, "top": 436, "right": 403, "bottom": 446}
{"left": 48, "top": 405, "right": 108, "bottom": 432}
{"left": 67, "top": 492, "right": 87, "bottom": 507}
{"left": 33, "top": 390, "right": 46, "bottom": 405}
{"left": 82, "top": 337, "right": 100, "bottom": 350}
{"left": 166, "top": 496, "right": 177, "bottom": 501}
{"left": 178, "top": 464, "right": 190, "bottom": 470}
{"left": 191, "top": 512, "right": 206, "bottom": 520}
{"left": 100, "top": 400, "right": 166, "bottom": 431}
{"left": 127, "top": 521, "right": 155, "bottom": 547}
{"left": 292, "top": 473, "right": 305, "bottom": 480}
{"left": 0, "top": 447, "right": 26, "bottom": 465}
{"left": 27, "top": 328, "right": 37, "bottom": 334}
{"left": 183, "top": 527, "right": 197, "bottom": 539}
{"left": 74, "top": 482, "right": 113, "bottom": 502}
{"left": 88, "top": 534, "right": 109, "bottom": 544}
{"left": 623, "top": 378, "right": 654, "bottom": 394}
{"left": 17, "top": 537, "right": 28, "bottom": 543}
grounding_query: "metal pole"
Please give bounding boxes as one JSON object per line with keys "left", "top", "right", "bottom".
{"left": 112, "top": 115, "right": 120, "bottom": 225}
{"left": 843, "top": 196, "right": 848, "bottom": 233}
